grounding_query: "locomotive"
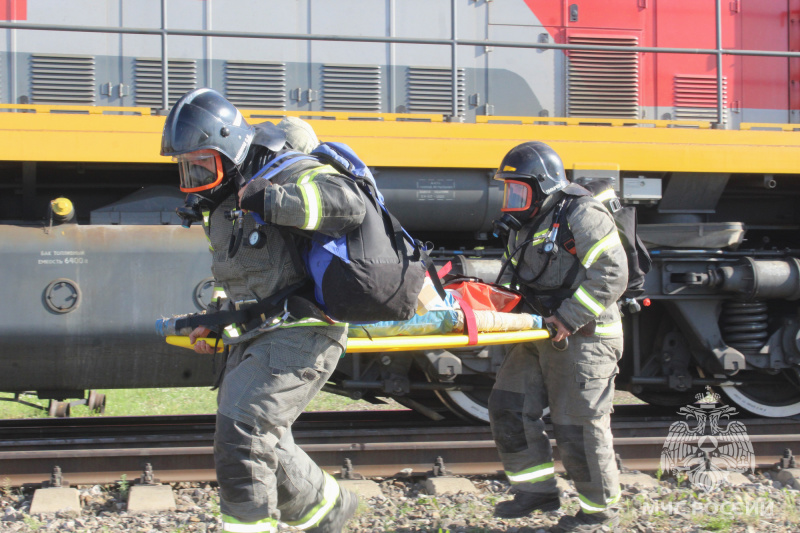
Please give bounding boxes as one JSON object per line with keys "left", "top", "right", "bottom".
{"left": 2, "top": 0, "right": 800, "bottom": 421}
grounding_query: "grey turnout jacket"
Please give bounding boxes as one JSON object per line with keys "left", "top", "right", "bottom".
{"left": 502, "top": 184, "right": 628, "bottom": 337}
{"left": 202, "top": 155, "right": 366, "bottom": 343}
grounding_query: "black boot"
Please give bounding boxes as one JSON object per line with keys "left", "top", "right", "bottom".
{"left": 494, "top": 491, "right": 561, "bottom": 518}
{"left": 551, "top": 509, "right": 620, "bottom": 532}
{"left": 306, "top": 488, "right": 359, "bottom": 533}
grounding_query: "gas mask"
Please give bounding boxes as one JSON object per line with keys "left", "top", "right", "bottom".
{"left": 177, "top": 193, "right": 215, "bottom": 228}
{"left": 492, "top": 179, "right": 542, "bottom": 237}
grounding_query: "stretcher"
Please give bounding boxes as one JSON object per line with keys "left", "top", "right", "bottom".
{"left": 165, "top": 328, "right": 550, "bottom": 353}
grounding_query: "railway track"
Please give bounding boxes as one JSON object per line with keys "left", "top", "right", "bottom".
{"left": 1, "top": 406, "right": 798, "bottom": 486}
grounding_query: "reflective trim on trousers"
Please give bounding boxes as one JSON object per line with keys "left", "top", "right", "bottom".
{"left": 506, "top": 462, "right": 555, "bottom": 484}
{"left": 578, "top": 491, "right": 620, "bottom": 514}
{"left": 221, "top": 515, "right": 277, "bottom": 533}
{"left": 285, "top": 471, "right": 340, "bottom": 530}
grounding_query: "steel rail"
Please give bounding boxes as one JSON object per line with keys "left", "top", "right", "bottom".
{"left": 0, "top": 412, "right": 797, "bottom": 487}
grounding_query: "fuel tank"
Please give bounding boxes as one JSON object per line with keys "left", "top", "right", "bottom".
{"left": 0, "top": 224, "right": 222, "bottom": 394}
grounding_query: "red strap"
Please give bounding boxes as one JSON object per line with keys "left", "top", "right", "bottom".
{"left": 450, "top": 293, "right": 478, "bottom": 345}
{"left": 437, "top": 261, "right": 452, "bottom": 278}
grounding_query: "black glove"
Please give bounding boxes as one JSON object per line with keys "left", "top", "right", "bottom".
{"left": 239, "top": 180, "right": 270, "bottom": 215}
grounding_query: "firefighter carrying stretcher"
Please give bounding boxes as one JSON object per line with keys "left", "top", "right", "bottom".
{"left": 489, "top": 141, "right": 628, "bottom": 532}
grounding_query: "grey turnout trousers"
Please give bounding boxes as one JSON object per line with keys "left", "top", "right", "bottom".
{"left": 488, "top": 333, "right": 623, "bottom": 514}
{"left": 215, "top": 325, "right": 346, "bottom": 526}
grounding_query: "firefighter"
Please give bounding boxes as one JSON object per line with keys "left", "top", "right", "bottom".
{"left": 488, "top": 142, "right": 628, "bottom": 532}
{"left": 161, "top": 88, "right": 365, "bottom": 533}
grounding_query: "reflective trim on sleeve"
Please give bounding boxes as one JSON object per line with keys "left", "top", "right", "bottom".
{"left": 594, "top": 188, "right": 618, "bottom": 204}
{"left": 506, "top": 462, "right": 555, "bottom": 484}
{"left": 297, "top": 165, "right": 334, "bottom": 231}
{"left": 595, "top": 320, "right": 623, "bottom": 337}
{"left": 285, "top": 472, "right": 340, "bottom": 530}
{"left": 581, "top": 231, "right": 622, "bottom": 269}
{"left": 574, "top": 286, "right": 604, "bottom": 316}
{"left": 202, "top": 210, "right": 210, "bottom": 226}
{"left": 221, "top": 515, "right": 277, "bottom": 533}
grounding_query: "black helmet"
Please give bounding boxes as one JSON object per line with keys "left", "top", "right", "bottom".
{"left": 493, "top": 141, "right": 569, "bottom": 196}
{"left": 161, "top": 88, "right": 255, "bottom": 165}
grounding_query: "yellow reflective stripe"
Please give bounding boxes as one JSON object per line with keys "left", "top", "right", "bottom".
{"left": 298, "top": 166, "right": 331, "bottom": 231}
{"left": 594, "top": 189, "right": 617, "bottom": 204}
{"left": 575, "top": 286, "right": 604, "bottom": 316}
{"left": 578, "top": 492, "right": 620, "bottom": 514}
{"left": 202, "top": 210, "right": 210, "bottom": 226}
{"left": 223, "top": 324, "right": 241, "bottom": 338}
{"left": 595, "top": 320, "right": 623, "bottom": 336}
{"left": 286, "top": 472, "right": 340, "bottom": 529}
{"left": 221, "top": 515, "right": 277, "bottom": 533}
{"left": 506, "top": 462, "right": 555, "bottom": 484}
{"left": 211, "top": 287, "right": 227, "bottom": 303}
{"left": 518, "top": 228, "right": 547, "bottom": 244}
{"left": 279, "top": 320, "right": 332, "bottom": 328}
{"left": 581, "top": 231, "right": 622, "bottom": 268}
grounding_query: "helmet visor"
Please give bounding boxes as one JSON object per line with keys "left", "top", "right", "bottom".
{"left": 176, "top": 150, "right": 224, "bottom": 192}
{"left": 501, "top": 180, "right": 533, "bottom": 212}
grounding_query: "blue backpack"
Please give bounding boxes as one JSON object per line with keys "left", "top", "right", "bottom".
{"left": 251, "top": 142, "right": 443, "bottom": 323}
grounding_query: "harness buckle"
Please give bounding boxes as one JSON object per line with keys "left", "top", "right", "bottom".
{"left": 258, "top": 299, "right": 291, "bottom": 332}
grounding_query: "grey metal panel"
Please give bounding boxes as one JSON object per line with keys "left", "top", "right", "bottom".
{"left": 487, "top": 24, "right": 560, "bottom": 117}
{"left": 30, "top": 54, "right": 96, "bottom": 104}
{"left": 225, "top": 61, "right": 286, "bottom": 110}
{"left": 567, "top": 36, "right": 639, "bottom": 118}
{"left": 0, "top": 224, "right": 219, "bottom": 392}
{"left": 674, "top": 75, "right": 728, "bottom": 124}
{"left": 488, "top": 0, "right": 546, "bottom": 26}
{"left": 134, "top": 58, "right": 197, "bottom": 107}
{"left": 407, "top": 66, "right": 465, "bottom": 114}
{"left": 322, "top": 64, "right": 381, "bottom": 111}
{"left": 395, "top": 0, "right": 452, "bottom": 40}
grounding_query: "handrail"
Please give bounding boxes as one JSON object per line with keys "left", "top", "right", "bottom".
{"left": 1, "top": 0, "right": 797, "bottom": 126}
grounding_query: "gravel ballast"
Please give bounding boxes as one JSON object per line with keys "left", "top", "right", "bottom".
{"left": 1, "top": 470, "right": 798, "bottom": 532}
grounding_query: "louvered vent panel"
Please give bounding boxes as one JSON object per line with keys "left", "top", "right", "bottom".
{"left": 30, "top": 55, "right": 96, "bottom": 104}
{"left": 567, "top": 36, "right": 638, "bottom": 118}
{"left": 225, "top": 61, "right": 286, "bottom": 109}
{"left": 674, "top": 75, "right": 727, "bottom": 123}
{"left": 134, "top": 58, "right": 197, "bottom": 107}
{"left": 322, "top": 64, "right": 381, "bottom": 111}
{"left": 407, "top": 67, "right": 465, "bottom": 115}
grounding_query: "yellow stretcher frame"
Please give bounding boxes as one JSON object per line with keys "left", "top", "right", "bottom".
{"left": 165, "top": 329, "right": 550, "bottom": 354}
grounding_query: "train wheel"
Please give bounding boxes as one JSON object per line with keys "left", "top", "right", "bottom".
{"left": 429, "top": 373, "right": 550, "bottom": 424}
{"left": 431, "top": 373, "right": 492, "bottom": 423}
{"left": 718, "top": 369, "right": 800, "bottom": 417}
{"left": 48, "top": 400, "right": 70, "bottom": 418}
{"left": 87, "top": 391, "right": 106, "bottom": 414}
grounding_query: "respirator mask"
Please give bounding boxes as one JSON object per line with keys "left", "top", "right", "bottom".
{"left": 176, "top": 193, "right": 215, "bottom": 228}
{"left": 492, "top": 179, "right": 542, "bottom": 237}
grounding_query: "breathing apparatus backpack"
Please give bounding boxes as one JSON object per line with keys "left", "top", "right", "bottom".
{"left": 498, "top": 179, "right": 651, "bottom": 313}
{"left": 251, "top": 142, "right": 444, "bottom": 324}
{"left": 575, "top": 179, "right": 652, "bottom": 301}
